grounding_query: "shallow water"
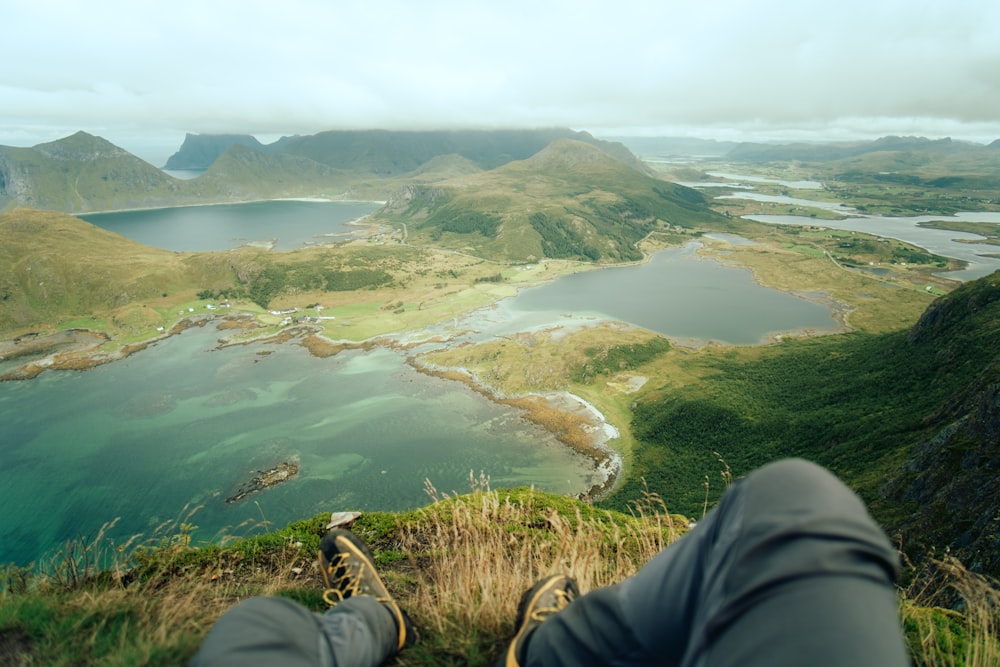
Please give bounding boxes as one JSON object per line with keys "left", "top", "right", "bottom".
{"left": 0, "top": 324, "right": 596, "bottom": 566}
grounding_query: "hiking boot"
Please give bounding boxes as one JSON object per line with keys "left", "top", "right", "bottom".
{"left": 318, "top": 528, "right": 416, "bottom": 652}
{"left": 502, "top": 574, "right": 579, "bottom": 667}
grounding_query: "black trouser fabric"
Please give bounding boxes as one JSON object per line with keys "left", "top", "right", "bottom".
{"left": 523, "top": 458, "right": 909, "bottom": 667}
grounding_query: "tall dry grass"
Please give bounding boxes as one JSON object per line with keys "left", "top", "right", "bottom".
{"left": 394, "top": 474, "right": 679, "bottom": 662}
{"left": 902, "top": 555, "right": 1000, "bottom": 667}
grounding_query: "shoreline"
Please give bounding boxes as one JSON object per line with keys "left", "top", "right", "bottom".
{"left": 73, "top": 197, "right": 386, "bottom": 217}
{"left": 406, "top": 357, "right": 622, "bottom": 501}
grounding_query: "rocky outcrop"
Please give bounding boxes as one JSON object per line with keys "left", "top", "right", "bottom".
{"left": 884, "top": 359, "right": 1000, "bottom": 576}
{"left": 225, "top": 461, "right": 300, "bottom": 504}
{"left": 885, "top": 271, "right": 1000, "bottom": 576}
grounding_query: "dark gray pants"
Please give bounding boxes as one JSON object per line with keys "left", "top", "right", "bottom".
{"left": 191, "top": 594, "right": 397, "bottom": 667}
{"left": 524, "top": 458, "right": 909, "bottom": 666}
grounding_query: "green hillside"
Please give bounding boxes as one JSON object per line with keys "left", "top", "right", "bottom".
{"left": 192, "top": 144, "right": 353, "bottom": 199}
{"left": 378, "top": 139, "right": 731, "bottom": 262}
{"left": 0, "top": 209, "right": 189, "bottom": 332}
{"left": 604, "top": 270, "right": 1000, "bottom": 576}
{"left": 0, "top": 209, "right": 282, "bottom": 340}
{"left": 0, "top": 132, "right": 186, "bottom": 213}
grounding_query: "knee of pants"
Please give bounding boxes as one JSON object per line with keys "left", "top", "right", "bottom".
{"left": 729, "top": 458, "right": 900, "bottom": 588}
{"left": 192, "top": 596, "right": 324, "bottom": 667}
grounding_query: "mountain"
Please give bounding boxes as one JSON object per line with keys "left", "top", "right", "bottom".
{"left": 0, "top": 131, "right": 185, "bottom": 213}
{"left": 271, "top": 128, "right": 650, "bottom": 176}
{"left": 190, "top": 144, "right": 351, "bottom": 199}
{"left": 164, "top": 128, "right": 650, "bottom": 176}
{"left": 163, "top": 133, "right": 266, "bottom": 170}
{"left": 604, "top": 136, "right": 739, "bottom": 158}
{"left": 882, "top": 273, "right": 1000, "bottom": 575}
{"left": 378, "top": 138, "right": 731, "bottom": 262}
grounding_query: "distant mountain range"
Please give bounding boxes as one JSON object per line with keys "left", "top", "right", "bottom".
{"left": 609, "top": 134, "right": 1000, "bottom": 162}
{"left": 0, "top": 129, "right": 650, "bottom": 214}
{"left": 723, "top": 135, "right": 995, "bottom": 163}
{"left": 5, "top": 129, "right": 999, "bottom": 216}
{"left": 164, "top": 128, "right": 648, "bottom": 173}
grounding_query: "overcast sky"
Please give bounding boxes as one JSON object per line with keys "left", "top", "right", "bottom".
{"left": 2, "top": 0, "right": 998, "bottom": 165}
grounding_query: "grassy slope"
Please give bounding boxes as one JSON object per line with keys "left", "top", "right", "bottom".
{"left": 0, "top": 138, "right": 185, "bottom": 213}
{"left": 0, "top": 209, "right": 207, "bottom": 335}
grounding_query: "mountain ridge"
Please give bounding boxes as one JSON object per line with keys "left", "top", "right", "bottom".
{"left": 1, "top": 129, "right": 652, "bottom": 214}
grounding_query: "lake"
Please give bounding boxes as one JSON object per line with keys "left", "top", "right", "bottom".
{"left": 79, "top": 200, "right": 383, "bottom": 251}
{"left": 464, "top": 242, "right": 840, "bottom": 345}
{"left": 680, "top": 172, "right": 1000, "bottom": 281}
{"left": 746, "top": 211, "right": 1000, "bottom": 281}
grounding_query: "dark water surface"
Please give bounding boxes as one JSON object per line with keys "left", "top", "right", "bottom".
{"left": 80, "top": 200, "right": 382, "bottom": 251}
{"left": 482, "top": 243, "right": 840, "bottom": 344}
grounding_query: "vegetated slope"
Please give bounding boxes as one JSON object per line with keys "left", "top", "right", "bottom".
{"left": 191, "top": 144, "right": 351, "bottom": 200}
{"left": 882, "top": 274, "right": 1000, "bottom": 576}
{"left": 608, "top": 269, "right": 1000, "bottom": 577}
{"left": 0, "top": 209, "right": 235, "bottom": 334}
{"left": 379, "top": 139, "right": 732, "bottom": 262}
{"left": 0, "top": 132, "right": 186, "bottom": 213}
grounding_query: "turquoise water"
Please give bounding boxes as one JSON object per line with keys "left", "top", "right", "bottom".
{"left": 0, "top": 324, "right": 594, "bottom": 566}
{"left": 79, "top": 200, "right": 382, "bottom": 251}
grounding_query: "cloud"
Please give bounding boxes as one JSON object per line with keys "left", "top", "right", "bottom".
{"left": 2, "top": 0, "right": 999, "bottom": 162}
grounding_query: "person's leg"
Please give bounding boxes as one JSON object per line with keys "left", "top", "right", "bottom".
{"left": 192, "top": 528, "right": 413, "bottom": 667}
{"left": 191, "top": 595, "right": 398, "bottom": 667}
{"left": 520, "top": 458, "right": 908, "bottom": 667}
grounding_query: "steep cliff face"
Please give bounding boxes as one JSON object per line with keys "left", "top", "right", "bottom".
{"left": 163, "top": 133, "right": 266, "bottom": 170}
{"left": 885, "top": 271, "right": 1000, "bottom": 575}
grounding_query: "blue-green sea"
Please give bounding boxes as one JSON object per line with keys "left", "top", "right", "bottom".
{"left": 0, "top": 324, "right": 594, "bottom": 566}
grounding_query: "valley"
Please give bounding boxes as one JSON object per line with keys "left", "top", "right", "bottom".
{"left": 2, "top": 131, "right": 999, "bottom": 580}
